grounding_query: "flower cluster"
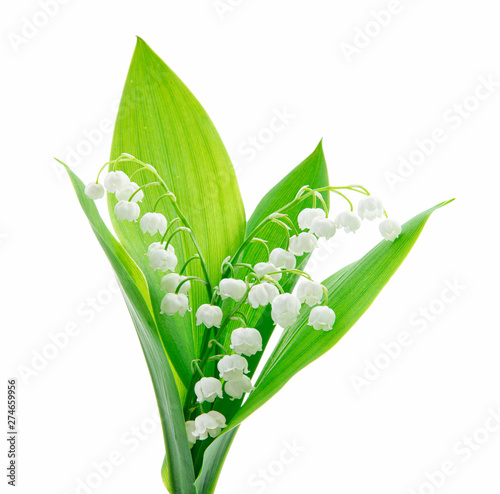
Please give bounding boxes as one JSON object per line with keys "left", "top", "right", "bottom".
{"left": 84, "top": 154, "right": 403, "bottom": 447}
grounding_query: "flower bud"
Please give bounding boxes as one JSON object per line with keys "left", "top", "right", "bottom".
{"left": 335, "top": 211, "right": 361, "bottom": 233}
{"left": 161, "top": 273, "right": 190, "bottom": 294}
{"left": 196, "top": 304, "right": 223, "bottom": 328}
{"left": 298, "top": 208, "right": 326, "bottom": 230}
{"left": 309, "top": 217, "right": 336, "bottom": 240}
{"left": 186, "top": 421, "right": 197, "bottom": 447}
{"left": 308, "top": 306, "right": 336, "bottom": 331}
{"left": 84, "top": 182, "right": 105, "bottom": 200}
{"left": 160, "top": 293, "right": 189, "bottom": 316}
{"left": 194, "top": 377, "right": 223, "bottom": 403}
{"left": 297, "top": 280, "right": 324, "bottom": 307}
{"left": 247, "top": 283, "right": 279, "bottom": 309}
{"left": 140, "top": 212, "right": 168, "bottom": 236}
{"left": 254, "top": 262, "right": 282, "bottom": 282}
{"left": 358, "top": 196, "right": 384, "bottom": 221}
{"left": 193, "top": 411, "right": 227, "bottom": 440}
{"left": 288, "top": 233, "right": 318, "bottom": 256}
{"left": 103, "top": 171, "right": 130, "bottom": 192}
{"left": 379, "top": 218, "right": 402, "bottom": 241}
{"left": 217, "top": 355, "right": 249, "bottom": 381}
{"left": 115, "top": 182, "right": 144, "bottom": 203}
{"left": 269, "top": 248, "right": 296, "bottom": 270}
{"left": 114, "top": 200, "right": 140, "bottom": 221}
{"left": 225, "top": 376, "right": 254, "bottom": 400}
{"left": 230, "top": 328, "right": 262, "bottom": 356}
{"left": 149, "top": 244, "right": 177, "bottom": 271}
{"left": 219, "top": 278, "right": 247, "bottom": 301}
{"left": 271, "top": 293, "right": 302, "bottom": 327}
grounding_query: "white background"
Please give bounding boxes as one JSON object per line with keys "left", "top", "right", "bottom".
{"left": 2, "top": 1, "right": 500, "bottom": 493}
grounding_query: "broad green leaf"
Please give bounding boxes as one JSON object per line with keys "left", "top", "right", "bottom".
{"left": 193, "top": 141, "right": 330, "bottom": 479}
{"left": 63, "top": 164, "right": 196, "bottom": 493}
{"left": 223, "top": 200, "right": 453, "bottom": 431}
{"left": 108, "top": 38, "right": 246, "bottom": 384}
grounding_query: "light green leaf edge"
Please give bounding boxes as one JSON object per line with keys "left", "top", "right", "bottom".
{"left": 62, "top": 163, "right": 196, "bottom": 494}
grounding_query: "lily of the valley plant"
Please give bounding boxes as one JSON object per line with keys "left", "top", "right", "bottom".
{"left": 60, "top": 38, "right": 452, "bottom": 493}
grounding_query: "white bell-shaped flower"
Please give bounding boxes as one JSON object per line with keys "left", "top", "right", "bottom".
{"left": 103, "top": 171, "right": 130, "bottom": 192}
{"left": 161, "top": 273, "right": 190, "bottom": 294}
{"left": 269, "top": 248, "right": 296, "bottom": 270}
{"left": 230, "top": 327, "right": 262, "bottom": 356}
{"left": 335, "top": 211, "right": 361, "bottom": 233}
{"left": 358, "top": 196, "right": 384, "bottom": 221}
{"left": 149, "top": 244, "right": 177, "bottom": 271}
{"left": 115, "top": 182, "right": 144, "bottom": 203}
{"left": 84, "top": 182, "right": 105, "bottom": 200}
{"left": 160, "top": 293, "right": 189, "bottom": 316}
{"left": 308, "top": 305, "right": 336, "bottom": 331}
{"left": 271, "top": 293, "right": 302, "bottom": 327}
{"left": 219, "top": 278, "right": 247, "bottom": 301}
{"left": 186, "top": 421, "right": 197, "bottom": 447}
{"left": 140, "top": 212, "right": 167, "bottom": 236}
{"left": 288, "top": 233, "right": 318, "bottom": 256}
{"left": 298, "top": 208, "right": 326, "bottom": 230}
{"left": 193, "top": 411, "right": 227, "bottom": 440}
{"left": 148, "top": 242, "right": 167, "bottom": 255}
{"left": 225, "top": 376, "right": 254, "bottom": 400}
{"left": 297, "top": 280, "right": 324, "bottom": 307}
{"left": 196, "top": 304, "right": 223, "bottom": 328}
{"left": 254, "top": 262, "right": 282, "bottom": 282}
{"left": 247, "top": 283, "right": 279, "bottom": 309}
{"left": 114, "top": 200, "right": 140, "bottom": 221}
{"left": 309, "top": 217, "right": 336, "bottom": 240}
{"left": 194, "top": 377, "right": 223, "bottom": 403}
{"left": 379, "top": 218, "right": 402, "bottom": 241}
{"left": 217, "top": 355, "right": 249, "bottom": 381}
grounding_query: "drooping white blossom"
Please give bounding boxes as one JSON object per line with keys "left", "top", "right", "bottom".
{"left": 161, "top": 273, "right": 190, "bottom": 295}
{"left": 225, "top": 376, "right": 254, "bottom": 400}
{"left": 358, "top": 196, "right": 384, "bottom": 221}
{"left": 194, "top": 377, "right": 223, "bottom": 403}
{"left": 297, "top": 280, "right": 324, "bottom": 307}
{"left": 335, "top": 211, "right": 361, "bottom": 233}
{"left": 193, "top": 411, "right": 227, "bottom": 440}
{"left": 288, "top": 233, "right": 318, "bottom": 256}
{"left": 219, "top": 278, "right": 247, "bottom": 301}
{"left": 196, "top": 304, "right": 223, "bottom": 328}
{"left": 148, "top": 242, "right": 167, "bottom": 255}
{"left": 271, "top": 293, "right": 302, "bottom": 327}
{"left": 84, "top": 182, "right": 105, "bottom": 200}
{"left": 308, "top": 306, "right": 336, "bottom": 331}
{"left": 379, "top": 218, "right": 402, "bottom": 242}
{"left": 160, "top": 293, "right": 189, "bottom": 316}
{"left": 217, "top": 355, "right": 249, "bottom": 381}
{"left": 247, "top": 283, "right": 279, "bottom": 309}
{"left": 269, "top": 248, "right": 296, "bottom": 270}
{"left": 230, "top": 327, "right": 263, "bottom": 356}
{"left": 115, "top": 182, "right": 144, "bottom": 203}
{"left": 298, "top": 208, "right": 326, "bottom": 230}
{"left": 140, "top": 212, "right": 167, "bottom": 236}
{"left": 103, "top": 171, "right": 130, "bottom": 193}
{"left": 185, "top": 421, "right": 197, "bottom": 446}
{"left": 114, "top": 200, "right": 140, "bottom": 221}
{"left": 309, "top": 217, "right": 336, "bottom": 240}
{"left": 149, "top": 244, "right": 177, "bottom": 271}
{"left": 254, "top": 262, "right": 282, "bottom": 282}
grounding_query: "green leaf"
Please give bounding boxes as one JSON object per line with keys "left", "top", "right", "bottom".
{"left": 193, "top": 141, "right": 330, "bottom": 481}
{"left": 62, "top": 164, "right": 196, "bottom": 493}
{"left": 108, "top": 38, "right": 246, "bottom": 384}
{"left": 224, "top": 199, "right": 454, "bottom": 431}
